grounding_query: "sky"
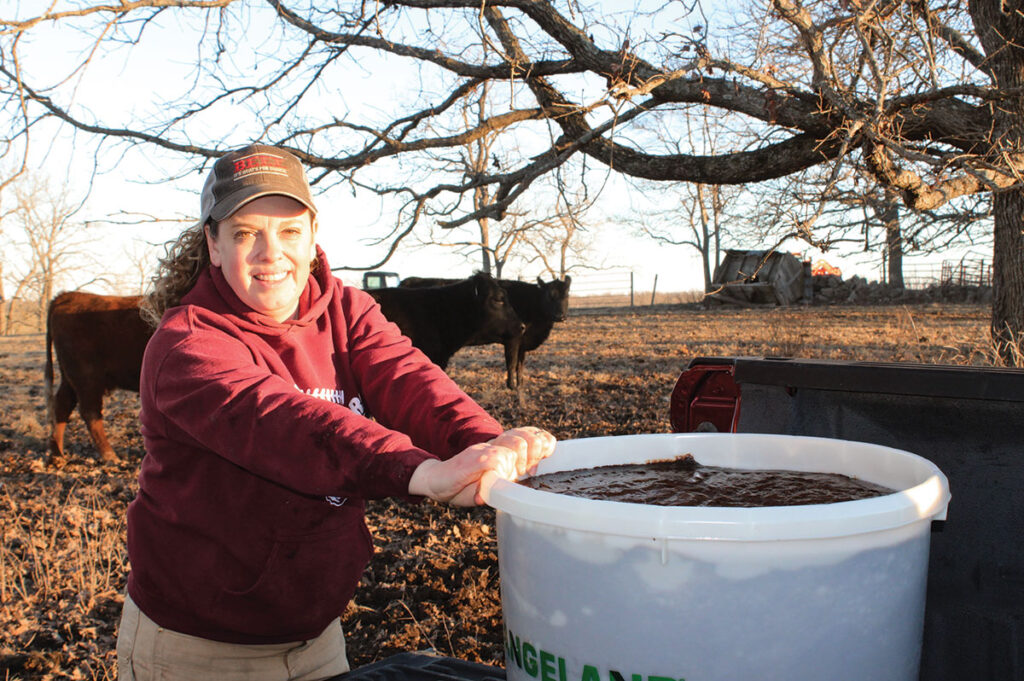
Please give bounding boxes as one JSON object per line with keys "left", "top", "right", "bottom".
{"left": 3, "top": 1, "right": 991, "bottom": 299}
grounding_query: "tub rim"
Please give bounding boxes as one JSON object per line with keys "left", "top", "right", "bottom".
{"left": 483, "top": 433, "right": 950, "bottom": 542}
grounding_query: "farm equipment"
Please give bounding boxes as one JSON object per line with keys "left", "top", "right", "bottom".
{"left": 811, "top": 259, "right": 843, "bottom": 277}
{"left": 706, "top": 249, "right": 810, "bottom": 306}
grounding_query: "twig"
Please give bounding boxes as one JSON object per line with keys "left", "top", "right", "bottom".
{"left": 398, "top": 598, "right": 437, "bottom": 651}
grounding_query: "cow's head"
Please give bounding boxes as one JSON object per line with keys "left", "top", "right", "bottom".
{"left": 472, "top": 272, "right": 524, "bottom": 339}
{"left": 537, "top": 275, "right": 572, "bottom": 322}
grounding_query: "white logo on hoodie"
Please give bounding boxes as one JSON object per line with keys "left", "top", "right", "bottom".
{"left": 298, "top": 385, "right": 370, "bottom": 508}
{"left": 303, "top": 387, "right": 346, "bottom": 405}
{"left": 299, "top": 386, "right": 370, "bottom": 419}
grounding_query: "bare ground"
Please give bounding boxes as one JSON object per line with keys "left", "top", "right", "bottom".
{"left": 0, "top": 303, "right": 996, "bottom": 680}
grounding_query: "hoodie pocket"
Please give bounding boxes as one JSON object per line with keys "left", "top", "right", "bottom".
{"left": 213, "top": 518, "right": 372, "bottom": 639}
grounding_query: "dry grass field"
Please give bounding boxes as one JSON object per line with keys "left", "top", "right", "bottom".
{"left": 0, "top": 302, "right": 1000, "bottom": 680}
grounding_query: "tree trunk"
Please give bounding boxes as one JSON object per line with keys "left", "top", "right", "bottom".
{"left": 478, "top": 211, "right": 491, "bottom": 274}
{"left": 475, "top": 179, "right": 492, "bottom": 274}
{"left": 701, "top": 245, "right": 713, "bottom": 293}
{"left": 991, "top": 191, "right": 1024, "bottom": 362}
{"left": 472, "top": 83, "right": 493, "bottom": 275}
{"left": 970, "top": 0, "right": 1024, "bottom": 364}
{"left": 0, "top": 261, "right": 5, "bottom": 336}
{"left": 696, "top": 184, "right": 714, "bottom": 292}
{"left": 881, "top": 188, "right": 904, "bottom": 289}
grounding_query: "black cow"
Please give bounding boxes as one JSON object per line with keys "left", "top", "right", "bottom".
{"left": 368, "top": 272, "right": 523, "bottom": 370}
{"left": 401, "top": 275, "right": 572, "bottom": 388}
{"left": 45, "top": 291, "right": 153, "bottom": 466}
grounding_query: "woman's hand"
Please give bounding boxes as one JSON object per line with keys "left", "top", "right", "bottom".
{"left": 488, "top": 427, "right": 556, "bottom": 478}
{"left": 408, "top": 427, "right": 556, "bottom": 506}
{"left": 408, "top": 443, "right": 518, "bottom": 506}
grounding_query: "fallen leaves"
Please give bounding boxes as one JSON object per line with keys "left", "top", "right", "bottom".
{"left": 0, "top": 303, "right": 995, "bottom": 678}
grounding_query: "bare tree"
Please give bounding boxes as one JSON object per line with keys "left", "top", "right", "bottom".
{"left": 877, "top": 187, "right": 906, "bottom": 288}
{"left": 419, "top": 160, "right": 598, "bottom": 278}
{"left": 468, "top": 82, "right": 497, "bottom": 275}
{"left": 633, "top": 182, "right": 737, "bottom": 293}
{"left": 413, "top": 79, "right": 531, "bottom": 277}
{"left": 1, "top": 175, "right": 90, "bottom": 332}
{"left": 518, "top": 190, "right": 594, "bottom": 280}
{"left": 115, "top": 239, "right": 161, "bottom": 295}
{"left": 415, "top": 207, "right": 533, "bottom": 278}
{"left": 2, "top": 1, "right": 1023, "bottom": 358}
{"left": 832, "top": 183, "right": 991, "bottom": 288}
{"left": 749, "top": 165, "right": 992, "bottom": 287}
{"left": 628, "top": 108, "right": 745, "bottom": 292}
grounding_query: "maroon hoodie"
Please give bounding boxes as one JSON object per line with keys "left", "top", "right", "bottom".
{"left": 126, "top": 248, "right": 503, "bottom": 644}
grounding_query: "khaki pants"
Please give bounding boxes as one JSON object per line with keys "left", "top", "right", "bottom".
{"left": 116, "top": 594, "right": 350, "bottom": 681}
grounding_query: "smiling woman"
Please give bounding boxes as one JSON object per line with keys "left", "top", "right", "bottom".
{"left": 116, "top": 143, "right": 556, "bottom": 681}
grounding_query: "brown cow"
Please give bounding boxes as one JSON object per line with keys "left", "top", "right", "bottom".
{"left": 45, "top": 291, "right": 153, "bottom": 465}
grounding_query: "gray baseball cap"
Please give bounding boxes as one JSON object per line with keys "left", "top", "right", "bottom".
{"left": 199, "top": 144, "right": 317, "bottom": 225}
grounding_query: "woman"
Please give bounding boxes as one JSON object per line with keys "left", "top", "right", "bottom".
{"left": 117, "top": 144, "right": 555, "bottom": 680}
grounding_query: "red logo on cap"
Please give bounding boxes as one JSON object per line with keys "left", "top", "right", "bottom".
{"left": 232, "top": 153, "right": 288, "bottom": 178}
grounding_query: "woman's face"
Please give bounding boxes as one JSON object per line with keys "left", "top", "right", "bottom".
{"left": 206, "top": 195, "right": 317, "bottom": 322}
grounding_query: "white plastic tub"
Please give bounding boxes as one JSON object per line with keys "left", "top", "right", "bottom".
{"left": 484, "top": 433, "right": 950, "bottom": 681}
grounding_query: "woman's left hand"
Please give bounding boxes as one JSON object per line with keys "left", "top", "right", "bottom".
{"left": 488, "top": 426, "right": 557, "bottom": 479}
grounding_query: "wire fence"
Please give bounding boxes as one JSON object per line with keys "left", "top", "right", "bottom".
{"left": 940, "top": 259, "right": 993, "bottom": 287}
{"left": 568, "top": 270, "right": 701, "bottom": 309}
{"left": 902, "top": 259, "right": 992, "bottom": 290}
{"left": 568, "top": 270, "right": 635, "bottom": 308}
{"left": 900, "top": 262, "right": 943, "bottom": 290}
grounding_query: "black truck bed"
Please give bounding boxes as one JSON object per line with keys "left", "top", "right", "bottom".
{"left": 671, "top": 357, "right": 1024, "bottom": 681}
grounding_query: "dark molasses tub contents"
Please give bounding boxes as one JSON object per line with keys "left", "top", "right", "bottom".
{"left": 518, "top": 454, "right": 895, "bottom": 506}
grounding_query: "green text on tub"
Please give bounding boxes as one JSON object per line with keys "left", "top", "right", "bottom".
{"left": 507, "top": 627, "right": 685, "bottom": 681}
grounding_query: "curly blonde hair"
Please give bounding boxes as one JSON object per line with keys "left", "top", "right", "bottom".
{"left": 140, "top": 222, "right": 213, "bottom": 328}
